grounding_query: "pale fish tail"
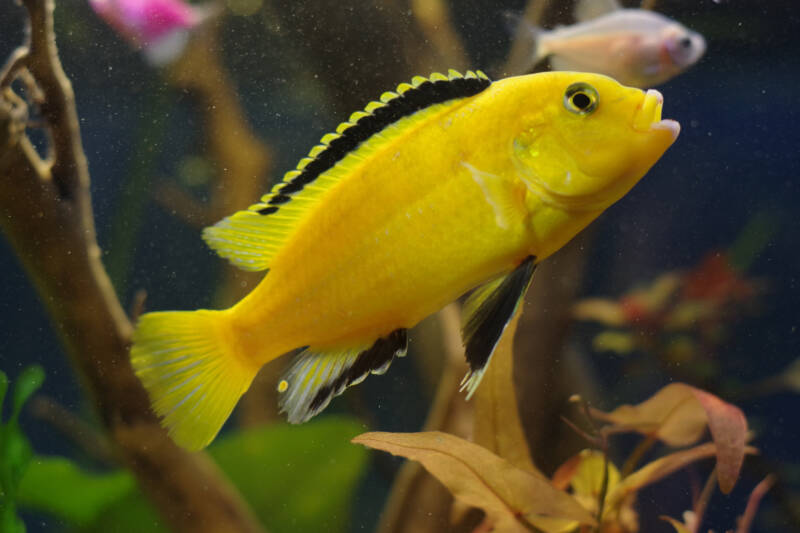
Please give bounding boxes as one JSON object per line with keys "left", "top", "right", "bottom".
{"left": 130, "top": 309, "right": 258, "bottom": 450}
{"left": 502, "top": 10, "right": 550, "bottom": 73}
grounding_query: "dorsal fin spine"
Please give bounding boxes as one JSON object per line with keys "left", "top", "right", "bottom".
{"left": 364, "top": 101, "right": 386, "bottom": 113}
{"left": 296, "top": 157, "right": 314, "bottom": 170}
{"left": 320, "top": 133, "right": 340, "bottom": 144}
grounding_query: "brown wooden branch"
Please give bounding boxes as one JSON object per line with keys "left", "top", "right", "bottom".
{"left": 0, "top": 2, "right": 264, "bottom": 532}
{"left": 29, "top": 395, "right": 116, "bottom": 465}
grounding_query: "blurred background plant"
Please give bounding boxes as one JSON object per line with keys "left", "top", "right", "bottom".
{"left": 1, "top": 0, "right": 798, "bottom": 532}
{"left": 573, "top": 212, "right": 774, "bottom": 388}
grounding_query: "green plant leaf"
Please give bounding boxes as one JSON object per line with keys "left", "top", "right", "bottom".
{"left": 1, "top": 430, "right": 32, "bottom": 496}
{"left": 0, "top": 506, "right": 26, "bottom": 533}
{"left": 0, "top": 370, "right": 8, "bottom": 418}
{"left": 17, "top": 418, "right": 367, "bottom": 533}
{"left": 10, "top": 366, "right": 44, "bottom": 424}
{"left": 80, "top": 493, "right": 167, "bottom": 533}
{"left": 17, "top": 456, "right": 135, "bottom": 526}
{"left": 210, "top": 416, "right": 368, "bottom": 533}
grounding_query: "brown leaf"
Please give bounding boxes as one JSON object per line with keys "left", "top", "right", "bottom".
{"left": 592, "top": 383, "right": 748, "bottom": 493}
{"left": 607, "top": 443, "right": 758, "bottom": 510}
{"left": 474, "top": 309, "right": 539, "bottom": 475}
{"left": 353, "top": 431, "right": 596, "bottom": 532}
{"left": 689, "top": 388, "right": 748, "bottom": 493}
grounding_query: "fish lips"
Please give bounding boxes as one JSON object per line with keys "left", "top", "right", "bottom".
{"left": 633, "top": 89, "right": 680, "bottom": 142}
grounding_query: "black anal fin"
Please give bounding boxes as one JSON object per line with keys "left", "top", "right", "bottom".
{"left": 460, "top": 256, "right": 537, "bottom": 399}
{"left": 279, "top": 329, "right": 408, "bottom": 424}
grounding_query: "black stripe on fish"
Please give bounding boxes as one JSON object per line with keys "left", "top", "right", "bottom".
{"left": 307, "top": 329, "right": 408, "bottom": 413}
{"left": 256, "top": 205, "right": 279, "bottom": 215}
{"left": 261, "top": 71, "right": 491, "bottom": 213}
{"left": 460, "top": 256, "right": 537, "bottom": 398}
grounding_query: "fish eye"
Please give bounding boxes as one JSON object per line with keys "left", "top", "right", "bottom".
{"left": 680, "top": 37, "right": 692, "bottom": 48}
{"left": 564, "top": 82, "right": 599, "bottom": 115}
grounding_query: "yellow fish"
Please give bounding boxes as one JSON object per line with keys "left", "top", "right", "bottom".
{"left": 131, "top": 70, "right": 679, "bottom": 450}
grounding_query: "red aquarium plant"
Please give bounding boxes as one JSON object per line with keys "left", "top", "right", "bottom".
{"left": 573, "top": 247, "right": 763, "bottom": 378}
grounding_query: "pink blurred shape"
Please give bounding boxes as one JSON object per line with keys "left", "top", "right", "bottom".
{"left": 89, "top": 0, "right": 214, "bottom": 64}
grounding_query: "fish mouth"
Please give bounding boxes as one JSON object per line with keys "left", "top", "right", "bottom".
{"left": 633, "top": 89, "right": 680, "bottom": 141}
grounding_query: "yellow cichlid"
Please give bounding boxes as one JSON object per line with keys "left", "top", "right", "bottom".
{"left": 131, "top": 70, "right": 679, "bottom": 450}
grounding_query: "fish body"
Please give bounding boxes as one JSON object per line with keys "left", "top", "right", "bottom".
{"left": 131, "top": 70, "right": 679, "bottom": 449}
{"left": 524, "top": 1, "right": 706, "bottom": 87}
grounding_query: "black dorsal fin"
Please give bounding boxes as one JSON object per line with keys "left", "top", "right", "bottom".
{"left": 256, "top": 69, "right": 492, "bottom": 215}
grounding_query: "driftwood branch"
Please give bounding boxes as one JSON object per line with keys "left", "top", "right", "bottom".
{"left": 0, "top": 2, "right": 263, "bottom": 532}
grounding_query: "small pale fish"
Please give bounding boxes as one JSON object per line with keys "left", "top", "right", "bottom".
{"left": 516, "top": 0, "right": 706, "bottom": 87}
{"left": 89, "top": 0, "right": 216, "bottom": 65}
{"left": 131, "top": 69, "right": 679, "bottom": 450}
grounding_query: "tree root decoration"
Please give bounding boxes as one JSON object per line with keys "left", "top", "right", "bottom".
{"left": 0, "top": 2, "right": 264, "bottom": 532}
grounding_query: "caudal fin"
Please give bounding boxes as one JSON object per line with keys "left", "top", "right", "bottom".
{"left": 130, "top": 310, "right": 257, "bottom": 450}
{"left": 502, "top": 11, "right": 547, "bottom": 74}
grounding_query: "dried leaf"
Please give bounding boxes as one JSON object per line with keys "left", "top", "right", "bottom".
{"left": 474, "top": 310, "right": 539, "bottom": 475}
{"left": 592, "top": 383, "right": 748, "bottom": 493}
{"left": 690, "top": 388, "right": 748, "bottom": 493}
{"left": 353, "top": 431, "right": 596, "bottom": 532}
{"left": 607, "top": 443, "right": 757, "bottom": 510}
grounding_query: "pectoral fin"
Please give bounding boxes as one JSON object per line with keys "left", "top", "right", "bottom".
{"left": 460, "top": 256, "right": 537, "bottom": 399}
{"left": 461, "top": 162, "right": 522, "bottom": 230}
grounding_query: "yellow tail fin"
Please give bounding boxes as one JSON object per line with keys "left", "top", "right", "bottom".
{"left": 130, "top": 310, "right": 257, "bottom": 450}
